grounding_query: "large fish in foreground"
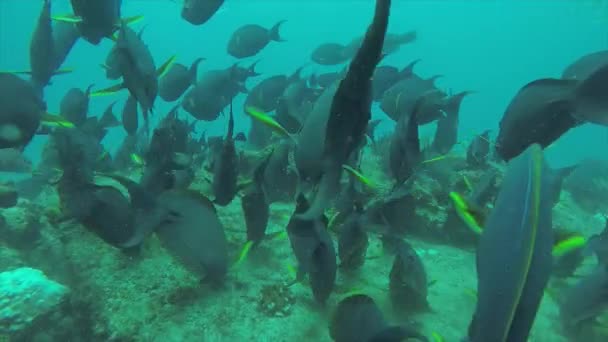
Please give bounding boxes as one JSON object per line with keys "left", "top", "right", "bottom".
{"left": 298, "top": 0, "right": 391, "bottom": 220}
{"left": 467, "top": 144, "right": 554, "bottom": 342}
{"left": 496, "top": 64, "right": 608, "bottom": 161}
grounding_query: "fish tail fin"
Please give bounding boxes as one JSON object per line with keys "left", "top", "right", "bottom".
{"left": 425, "top": 74, "right": 443, "bottom": 87}
{"left": 247, "top": 60, "right": 261, "bottom": 77}
{"left": 443, "top": 90, "right": 472, "bottom": 117}
{"left": 189, "top": 57, "right": 205, "bottom": 84}
{"left": 270, "top": 20, "right": 287, "bottom": 42}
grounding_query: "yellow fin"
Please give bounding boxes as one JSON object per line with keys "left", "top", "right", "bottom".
{"left": 286, "top": 263, "right": 297, "bottom": 280}
{"left": 552, "top": 234, "right": 586, "bottom": 257}
{"left": 245, "top": 106, "right": 293, "bottom": 140}
{"left": 90, "top": 83, "right": 124, "bottom": 97}
{"left": 421, "top": 154, "right": 451, "bottom": 164}
{"left": 130, "top": 153, "right": 144, "bottom": 166}
{"left": 449, "top": 191, "right": 483, "bottom": 235}
{"left": 121, "top": 15, "right": 145, "bottom": 26}
{"left": 234, "top": 240, "right": 254, "bottom": 267}
{"left": 156, "top": 55, "right": 177, "bottom": 78}
{"left": 41, "top": 113, "right": 74, "bottom": 128}
{"left": 342, "top": 165, "right": 375, "bottom": 189}
{"left": 431, "top": 332, "right": 445, "bottom": 342}
{"left": 51, "top": 14, "right": 83, "bottom": 23}
{"left": 53, "top": 68, "right": 74, "bottom": 75}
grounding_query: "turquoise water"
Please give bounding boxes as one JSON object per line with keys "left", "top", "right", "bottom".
{"left": 1, "top": 1, "right": 608, "bottom": 341}
{"left": 1, "top": 0, "right": 607, "bottom": 165}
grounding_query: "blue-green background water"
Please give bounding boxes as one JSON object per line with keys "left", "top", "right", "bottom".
{"left": 1, "top": 0, "right": 607, "bottom": 167}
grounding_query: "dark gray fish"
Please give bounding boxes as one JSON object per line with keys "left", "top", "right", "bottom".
{"left": 294, "top": 82, "right": 338, "bottom": 185}
{"left": 309, "top": 238, "right": 337, "bottom": 304}
{"left": 389, "top": 102, "right": 421, "bottom": 185}
{"left": 139, "top": 111, "right": 195, "bottom": 195}
{"left": 275, "top": 83, "right": 315, "bottom": 134}
{"left": 287, "top": 194, "right": 337, "bottom": 304}
{"left": 330, "top": 294, "right": 428, "bottom": 342}
{"left": 0, "top": 73, "right": 45, "bottom": 149}
{"left": 227, "top": 20, "right": 286, "bottom": 58}
{"left": 245, "top": 72, "right": 299, "bottom": 112}
{"left": 286, "top": 193, "right": 329, "bottom": 280}
{"left": 563, "top": 50, "right": 608, "bottom": 80}
{"left": 53, "top": 130, "right": 155, "bottom": 248}
{"left": 242, "top": 151, "right": 272, "bottom": 244}
{"left": 121, "top": 95, "right": 138, "bottom": 136}
{"left": 103, "top": 45, "right": 121, "bottom": 80}
{"left": 389, "top": 239, "right": 430, "bottom": 314}
{"left": 371, "top": 59, "right": 419, "bottom": 101}
{"left": 298, "top": 0, "right": 391, "bottom": 220}
{"left": 181, "top": 0, "right": 225, "bottom": 26}
{"left": 466, "top": 130, "right": 491, "bottom": 167}
{"left": 382, "top": 31, "right": 417, "bottom": 54}
{"left": 60, "top": 85, "right": 93, "bottom": 127}
{"left": 263, "top": 141, "right": 298, "bottom": 203}
{"left": 431, "top": 91, "right": 470, "bottom": 154}
{"left": 115, "top": 24, "right": 158, "bottom": 117}
{"left": 497, "top": 64, "right": 608, "bottom": 160}
{"left": 182, "top": 63, "right": 256, "bottom": 121}
{"left": 310, "top": 43, "right": 350, "bottom": 66}
{"left": 495, "top": 78, "right": 579, "bottom": 161}
{"left": 467, "top": 144, "right": 554, "bottom": 342}
{"left": 156, "top": 190, "right": 228, "bottom": 284}
{"left": 559, "top": 265, "right": 608, "bottom": 337}
{"left": 70, "top": 0, "right": 122, "bottom": 45}
{"left": 159, "top": 58, "right": 203, "bottom": 102}
{"left": 309, "top": 71, "right": 345, "bottom": 89}
{"left": 98, "top": 174, "right": 168, "bottom": 248}
{"left": 212, "top": 102, "right": 238, "bottom": 206}
{"left": 29, "top": 0, "right": 54, "bottom": 93}
{"left": 380, "top": 73, "right": 442, "bottom": 122}
{"left": 80, "top": 185, "right": 137, "bottom": 246}
{"left": 337, "top": 209, "right": 369, "bottom": 271}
